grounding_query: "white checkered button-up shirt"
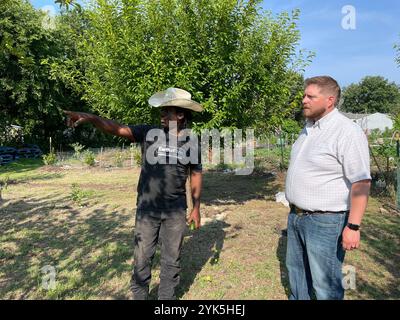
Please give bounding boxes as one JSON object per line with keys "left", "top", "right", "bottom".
{"left": 285, "top": 108, "right": 371, "bottom": 212}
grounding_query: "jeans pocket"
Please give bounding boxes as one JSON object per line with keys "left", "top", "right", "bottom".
{"left": 309, "top": 213, "right": 343, "bottom": 228}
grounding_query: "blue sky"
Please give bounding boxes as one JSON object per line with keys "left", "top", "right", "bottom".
{"left": 31, "top": 0, "right": 400, "bottom": 88}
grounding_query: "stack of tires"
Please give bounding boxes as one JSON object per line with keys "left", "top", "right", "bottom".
{"left": 16, "top": 144, "right": 42, "bottom": 159}
{"left": 0, "top": 145, "right": 42, "bottom": 165}
{"left": 0, "top": 147, "right": 16, "bottom": 165}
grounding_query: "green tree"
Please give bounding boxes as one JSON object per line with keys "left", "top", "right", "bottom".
{"left": 394, "top": 114, "right": 400, "bottom": 132}
{"left": 58, "top": 0, "right": 311, "bottom": 135}
{"left": 0, "top": 0, "right": 84, "bottom": 149}
{"left": 341, "top": 76, "right": 400, "bottom": 115}
{"left": 0, "top": 0, "right": 111, "bottom": 150}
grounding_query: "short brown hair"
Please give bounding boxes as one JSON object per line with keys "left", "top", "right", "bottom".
{"left": 304, "top": 76, "right": 341, "bottom": 107}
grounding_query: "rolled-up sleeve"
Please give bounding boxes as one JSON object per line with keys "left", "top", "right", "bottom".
{"left": 339, "top": 126, "right": 372, "bottom": 184}
{"left": 128, "top": 125, "right": 155, "bottom": 144}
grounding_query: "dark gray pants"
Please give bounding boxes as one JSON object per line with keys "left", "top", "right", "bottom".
{"left": 131, "top": 209, "right": 187, "bottom": 300}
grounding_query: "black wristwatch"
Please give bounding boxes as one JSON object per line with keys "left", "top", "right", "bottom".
{"left": 347, "top": 223, "right": 360, "bottom": 231}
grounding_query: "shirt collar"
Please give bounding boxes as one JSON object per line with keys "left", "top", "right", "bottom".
{"left": 306, "top": 108, "right": 338, "bottom": 130}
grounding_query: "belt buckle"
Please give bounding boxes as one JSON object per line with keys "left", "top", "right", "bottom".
{"left": 296, "top": 207, "right": 305, "bottom": 216}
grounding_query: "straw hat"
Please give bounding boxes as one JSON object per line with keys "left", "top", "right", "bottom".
{"left": 148, "top": 87, "right": 203, "bottom": 112}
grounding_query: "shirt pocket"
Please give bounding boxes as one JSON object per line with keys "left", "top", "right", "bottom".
{"left": 307, "top": 144, "right": 339, "bottom": 169}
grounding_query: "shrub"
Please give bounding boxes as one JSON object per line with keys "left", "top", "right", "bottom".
{"left": 42, "top": 152, "right": 57, "bottom": 165}
{"left": 82, "top": 150, "right": 96, "bottom": 166}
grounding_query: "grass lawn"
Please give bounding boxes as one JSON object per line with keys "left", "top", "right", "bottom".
{"left": 0, "top": 159, "right": 399, "bottom": 299}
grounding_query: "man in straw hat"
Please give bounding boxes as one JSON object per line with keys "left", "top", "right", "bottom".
{"left": 64, "top": 87, "right": 203, "bottom": 300}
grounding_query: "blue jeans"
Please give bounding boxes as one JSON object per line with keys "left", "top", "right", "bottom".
{"left": 286, "top": 210, "right": 348, "bottom": 300}
{"left": 130, "top": 209, "right": 187, "bottom": 300}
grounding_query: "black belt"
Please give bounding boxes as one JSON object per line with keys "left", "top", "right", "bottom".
{"left": 290, "top": 204, "right": 349, "bottom": 216}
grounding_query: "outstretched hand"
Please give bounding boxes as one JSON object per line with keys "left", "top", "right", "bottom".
{"left": 63, "top": 110, "right": 93, "bottom": 128}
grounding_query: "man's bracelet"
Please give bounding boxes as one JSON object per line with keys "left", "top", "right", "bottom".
{"left": 347, "top": 223, "right": 360, "bottom": 231}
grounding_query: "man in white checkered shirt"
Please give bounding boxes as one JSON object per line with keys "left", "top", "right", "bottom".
{"left": 285, "top": 76, "right": 371, "bottom": 300}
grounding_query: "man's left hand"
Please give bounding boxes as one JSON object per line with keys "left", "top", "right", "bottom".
{"left": 342, "top": 227, "right": 360, "bottom": 251}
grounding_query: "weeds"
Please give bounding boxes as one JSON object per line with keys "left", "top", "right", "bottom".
{"left": 70, "top": 143, "right": 85, "bottom": 159}
{"left": 70, "top": 183, "right": 94, "bottom": 207}
{"left": 113, "top": 151, "right": 125, "bottom": 168}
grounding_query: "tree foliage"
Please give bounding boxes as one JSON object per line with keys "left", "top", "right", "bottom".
{"left": 341, "top": 76, "right": 400, "bottom": 115}
{"left": 0, "top": 0, "right": 114, "bottom": 149}
{"left": 1, "top": 0, "right": 311, "bottom": 148}
{"left": 58, "top": 0, "right": 311, "bottom": 135}
{"left": 0, "top": 0, "right": 86, "bottom": 149}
